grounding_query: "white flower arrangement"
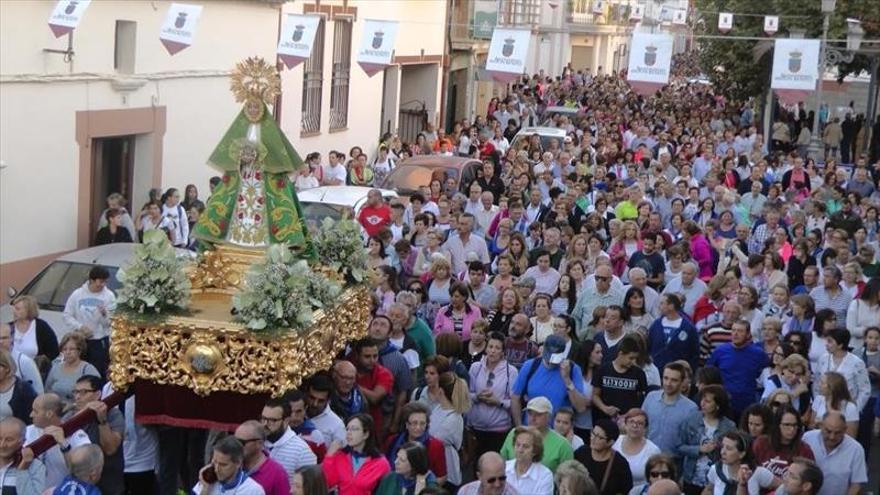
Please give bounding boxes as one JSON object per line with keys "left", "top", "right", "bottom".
{"left": 312, "top": 217, "right": 370, "bottom": 283}
{"left": 233, "top": 243, "right": 343, "bottom": 331}
{"left": 116, "top": 230, "right": 192, "bottom": 314}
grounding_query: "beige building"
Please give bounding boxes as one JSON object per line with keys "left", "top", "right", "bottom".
{"left": 0, "top": 0, "right": 445, "bottom": 293}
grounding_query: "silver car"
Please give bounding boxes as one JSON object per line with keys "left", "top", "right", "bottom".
{"left": 1, "top": 243, "right": 189, "bottom": 338}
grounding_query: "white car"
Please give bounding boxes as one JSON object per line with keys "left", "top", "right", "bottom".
{"left": 1, "top": 243, "right": 193, "bottom": 338}
{"left": 510, "top": 126, "right": 568, "bottom": 153}
{"left": 298, "top": 186, "right": 398, "bottom": 230}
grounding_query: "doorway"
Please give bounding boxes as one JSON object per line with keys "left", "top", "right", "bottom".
{"left": 90, "top": 135, "right": 135, "bottom": 241}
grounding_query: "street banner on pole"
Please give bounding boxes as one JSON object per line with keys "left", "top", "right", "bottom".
{"left": 277, "top": 14, "right": 321, "bottom": 69}
{"left": 472, "top": 0, "right": 498, "bottom": 39}
{"left": 159, "top": 3, "right": 203, "bottom": 55}
{"left": 486, "top": 28, "right": 531, "bottom": 83}
{"left": 48, "top": 0, "right": 91, "bottom": 38}
{"left": 629, "top": 5, "right": 644, "bottom": 22}
{"left": 627, "top": 32, "right": 673, "bottom": 95}
{"left": 672, "top": 9, "right": 687, "bottom": 26}
{"left": 718, "top": 12, "right": 733, "bottom": 33}
{"left": 771, "top": 38, "right": 821, "bottom": 105}
{"left": 356, "top": 19, "right": 399, "bottom": 77}
{"left": 764, "top": 16, "right": 779, "bottom": 35}
{"left": 592, "top": 0, "right": 605, "bottom": 15}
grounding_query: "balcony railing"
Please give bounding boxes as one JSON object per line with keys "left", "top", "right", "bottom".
{"left": 569, "top": 0, "right": 633, "bottom": 26}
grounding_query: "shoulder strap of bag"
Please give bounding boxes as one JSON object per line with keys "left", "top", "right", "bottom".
{"left": 523, "top": 358, "right": 541, "bottom": 398}
{"left": 599, "top": 452, "right": 615, "bottom": 493}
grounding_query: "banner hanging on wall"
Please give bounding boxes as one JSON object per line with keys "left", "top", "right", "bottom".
{"left": 277, "top": 14, "right": 321, "bottom": 69}
{"left": 771, "top": 38, "right": 820, "bottom": 105}
{"left": 472, "top": 0, "right": 498, "bottom": 39}
{"left": 356, "top": 19, "right": 399, "bottom": 76}
{"left": 159, "top": 3, "right": 203, "bottom": 55}
{"left": 627, "top": 32, "right": 673, "bottom": 95}
{"left": 48, "top": 0, "right": 92, "bottom": 38}
{"left": 485, "top": 28, "right": 531, "bottom": 83}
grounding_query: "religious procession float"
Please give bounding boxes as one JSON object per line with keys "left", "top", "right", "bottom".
{"left": 106, "top": 57, "right": 371, "bottom": 430}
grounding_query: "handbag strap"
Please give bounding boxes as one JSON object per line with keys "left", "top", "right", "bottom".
{"left": 599, "top": 452, "right": 615, "bottom": 493}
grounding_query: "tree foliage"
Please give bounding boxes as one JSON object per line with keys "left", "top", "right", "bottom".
{"left": 692, "top": 0, "right": 878, "bottom": 100}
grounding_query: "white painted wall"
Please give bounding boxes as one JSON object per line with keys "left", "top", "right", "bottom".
{"left": 0, "top": 0, "right": 446, "bottom": 267}
{"left": 278, "top": 0, "right": 446, "bottom": 160}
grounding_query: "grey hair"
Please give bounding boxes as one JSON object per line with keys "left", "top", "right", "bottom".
{"left": 69, "top": 445, "right": 103, "bottom": 480}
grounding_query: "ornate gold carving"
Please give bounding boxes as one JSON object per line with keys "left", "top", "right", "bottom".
{"left": 189, "top": 245, "right": 267, "bottom": 292}
{"left": 229, "top": 57, "right": 280, "bottom": 122}
{"left": 109, "top": 286, "right": 371, "bottom": 397}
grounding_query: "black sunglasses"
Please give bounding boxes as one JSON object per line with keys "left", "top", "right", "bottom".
{"left": 486, "top": 475, "right": 507, "bottom": 484}
{"left": 650, "top": 471, "right": 672, "bottom": 479}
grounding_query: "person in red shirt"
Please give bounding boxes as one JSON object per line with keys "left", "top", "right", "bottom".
{"left": 357, "top": 189, "right": 391, "bottom": 237}
{"left": 751, "top": 404, "right": 815, "bottom": 478}
{"left": 349, "top": 337, "right": 394, "bottom": 444}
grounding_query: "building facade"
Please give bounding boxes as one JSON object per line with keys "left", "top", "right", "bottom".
{"left": 0, "top": 0, "right": 445, "bottom": 294}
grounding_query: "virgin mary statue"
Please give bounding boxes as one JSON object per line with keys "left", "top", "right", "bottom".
{"left": 193, "top": 58, "right": 312, "bottom": 256}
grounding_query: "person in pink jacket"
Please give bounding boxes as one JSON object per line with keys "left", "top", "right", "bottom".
{"left": 683, "top": 220, "right": 715, "bottom": 281}
{"left": 433, "top": 282, "right": 483, "bottom": 341}
{"left": 322, "top": 414, "right": 391, "bottom": 495}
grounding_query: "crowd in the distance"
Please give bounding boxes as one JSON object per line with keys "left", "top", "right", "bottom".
{"left": 2, "top": 60, "right": 880, "bottom": 495}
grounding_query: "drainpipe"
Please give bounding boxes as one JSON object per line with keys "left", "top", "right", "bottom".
{"left": 439, "top": 0, "right": 454, "bottom": 131}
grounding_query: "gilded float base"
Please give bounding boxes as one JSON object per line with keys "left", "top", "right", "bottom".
{"left": 109, "top": 285, "right": 370, "bottom": 397}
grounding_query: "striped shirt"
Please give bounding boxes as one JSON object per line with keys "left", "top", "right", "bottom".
{"left": 265, "top": 428, "right": 317, "bottom": 480}
{"left": 700, "top": 323, "right": 732, "bottom": 364}
{"left": 809, "top": 286, "right": 850, "bottom": 322}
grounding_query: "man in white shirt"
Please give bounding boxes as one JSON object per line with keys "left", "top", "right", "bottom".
{"left": 464, "top": 182, "right": 483, "bottom": 216}
{"left": 62, "top": 265, "right": 116, "bottom": 378}
{"left": 321, "top": 151, "right": 347, "bottom": 186}
{"left": 801, "top": 412, "right": 866, "bottom": 495}
{"left": 473, "top": 192, "right": 498, "bottom": 236}
{"left": 661, "top": 262, "right": 707, "bottom": 317}
{"left": 443, "top": 213, "right": 490, "bottom": 273}
{"left": 261, "top": 398, "right": 317, "bottom": 480}
{"left": 26, "top": 393, "right": 91, "bottom": 487}
{"left": 303, "top": 376, "right": 346, "bottom": 453}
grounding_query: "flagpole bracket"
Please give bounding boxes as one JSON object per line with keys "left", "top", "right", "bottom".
{"left": 43, "top": 32, "right": 75, "bottom": 63}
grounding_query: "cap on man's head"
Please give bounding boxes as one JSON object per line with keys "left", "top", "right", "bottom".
{"left": 513, "top": 276, "right": 536, "bottom": 289}
{"left": 526, "top": 396, "right": 553, "bottom": 415}
{"left": 543, "top": 335, "right": 568, "bottom": 365}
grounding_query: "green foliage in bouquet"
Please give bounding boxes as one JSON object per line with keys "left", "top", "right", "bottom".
{"left": 233, "top": 243, "right": 342, "bottom": 331}
{"left": 117, "top": 230, "right": 193, "bottom": 315}
{"left": 312, "top": 217, "right": 369, "bottom": 283}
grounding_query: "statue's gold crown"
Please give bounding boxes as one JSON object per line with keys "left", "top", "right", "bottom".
{"left": 230, "top": 57, "right": 281, "bottom": 106}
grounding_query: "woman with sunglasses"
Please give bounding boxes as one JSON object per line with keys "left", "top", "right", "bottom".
{"left": 629, "top": 454, "right": 677, "bottom": 495}
{"left": 467, "top": 332, "right": 518, "bottom": 461}
{"left": 705, "top": 430, "right": 780, "bottom": 495}
{"left": 752, "top": 405, "right": 814, "bottom": 479}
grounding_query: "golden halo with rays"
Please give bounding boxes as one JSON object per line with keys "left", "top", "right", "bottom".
{"left": 230, "top": 57, "right": 281, "bottom": 105}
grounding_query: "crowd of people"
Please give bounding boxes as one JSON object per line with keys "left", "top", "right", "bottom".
{"left": 3, "top": 59, "right": 880, "bottom": 495}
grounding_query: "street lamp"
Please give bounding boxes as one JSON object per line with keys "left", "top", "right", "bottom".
{"left": 806, "top": 0, "right": 861, "bottom": 162}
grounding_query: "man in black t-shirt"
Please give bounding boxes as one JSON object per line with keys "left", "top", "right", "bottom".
{"left": 591, "top": 334, "right": 647, "bottom": 423}
{"left": 627, "top": 232, "right": 666, "bottom": 289}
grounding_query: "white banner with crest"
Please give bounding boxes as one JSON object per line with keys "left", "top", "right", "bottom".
{"left": 356, "top": 19, "right": 399, "bottom": 76}
{"left": 485, "top": 28, "right": 531, "bottom": 83}
{"left": 277, "top": 14, "right": 321, "bottom": 69}
{"left": 159, "top": 3, "right": 203, "bottom": 55}
{"left": 48, "top": 0, "right": 91, "bottom": 38}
